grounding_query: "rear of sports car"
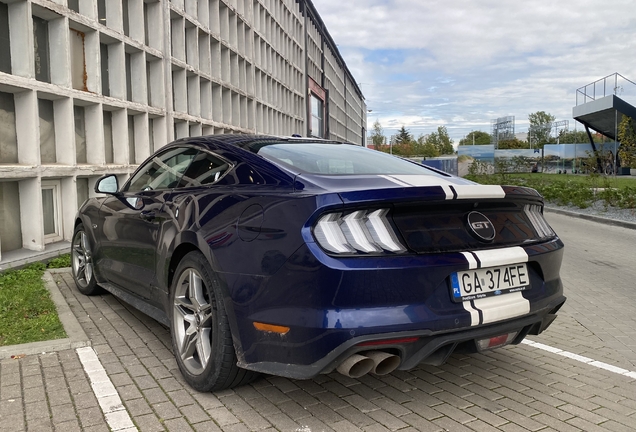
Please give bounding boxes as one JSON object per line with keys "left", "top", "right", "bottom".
{"left": 233, "top": 168, "right": 565, "bottom": 379}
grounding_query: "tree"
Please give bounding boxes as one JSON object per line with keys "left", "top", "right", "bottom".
{"left": 370, "top": 120, "right": 386, "bottom": 147}
{"left": 394, "top": 126, "right": 413, "bottom": 145}
{"left": 459, "top": 131, "right": 491, "bottom": 146}
{"left": 497, "top": 137, "right": 529, "bottom": 149}
{"left": 415, "top": 135, "right": 439, "bottom": 157}
{"left": 426, "top": 126, "right": 454, "bottom": 155}
{"left": 528, "top": 111, "right": 556, "bottom": 147}
{"left": 618, "top": 116, "right": 636, "bottom": 167}
{"left": 557, "top": 130, "right": 600, "bottom": 144}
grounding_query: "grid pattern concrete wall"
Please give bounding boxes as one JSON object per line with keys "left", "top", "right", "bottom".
{"left": 0, "top": 0, "right": 367, "bottom": 260}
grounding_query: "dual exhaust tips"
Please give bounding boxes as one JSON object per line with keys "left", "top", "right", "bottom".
{"left": 336, "top": 351, "right": 400, "bottom": 378}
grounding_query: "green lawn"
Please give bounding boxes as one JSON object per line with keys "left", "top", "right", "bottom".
{"left": 0, "top": 255, "right": 70, "bottom": 347}
{"left": 466, "top": 173, "right": 636, "bottom": 209}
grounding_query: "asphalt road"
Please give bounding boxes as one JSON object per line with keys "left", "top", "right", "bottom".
{"left": 2, "top": 212, "right": 636, "bottom": 432}
{"left": 543, "top": 211, "right": 636, "bottom": 369}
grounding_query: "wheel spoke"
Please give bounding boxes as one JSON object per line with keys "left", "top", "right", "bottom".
{"left": 197, "top": 327, "right": 212, "bottom": 367}
{"left": 199, "top": 306, "right": 213, "bottom": 328}
{"left": 85, "top": 262, "right": 93, "bottom": 283}
{"left": 174, "top": 297, "right": 196, "bottom": 317}
{"left": 180, "top": 326, "right": 198, "bottom": 361}
{"left": 81, "top": 232, "right": 90, "bottom": 254}
{"left": 188, "top": 271, "right": 205, "bottom": 310}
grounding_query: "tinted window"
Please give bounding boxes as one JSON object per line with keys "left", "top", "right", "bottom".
{"left": 179, "top": 151, "right": 231, "bottom": 187}
{"left": 125, "top": 147, "right": 198, "bottom": 192}
{"left": 258, "top": 143, "right": 442, "bottom": 176}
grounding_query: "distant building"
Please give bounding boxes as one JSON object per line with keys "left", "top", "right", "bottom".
{"left": 0, "top": 0, "right": 366, "bottom": 262}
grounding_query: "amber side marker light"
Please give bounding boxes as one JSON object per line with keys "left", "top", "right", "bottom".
{"left": 357, "top": 337, "right": 419, "bottom": 347}
{"left": 253, "top": 322, "right": 290, "bottom": 334}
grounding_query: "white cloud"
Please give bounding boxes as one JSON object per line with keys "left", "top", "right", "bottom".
{"left": 311, "top": 0, "right": 636, "bottom": 141}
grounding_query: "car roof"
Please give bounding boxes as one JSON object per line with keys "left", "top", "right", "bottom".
{"left": 172, "top": 134, "right": 349, "bottom": 153}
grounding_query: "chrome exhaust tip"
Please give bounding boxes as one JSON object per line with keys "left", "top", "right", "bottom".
{"left": 336, "top": 354, "right": 375, "bottom": 378}
{"left": 364, "top": 350, "right": 401, "bottom": 376}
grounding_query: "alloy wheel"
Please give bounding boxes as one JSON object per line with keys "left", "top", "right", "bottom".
{"left": 173, "top": 268, "right": 215, "bottom": 375}
{"left": 72, "top": 230, "right": 93, "bottom": 289}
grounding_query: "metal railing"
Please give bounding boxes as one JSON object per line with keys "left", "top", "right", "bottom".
{"left": 575, "top": 73, "right": 636, "bottom": 106}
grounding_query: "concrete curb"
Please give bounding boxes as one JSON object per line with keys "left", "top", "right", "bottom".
{"left": 545, "top": 206, "right": 636, "bottom": 230}
{"left": 0, "top": 268, "right": 90, "bottom": 359}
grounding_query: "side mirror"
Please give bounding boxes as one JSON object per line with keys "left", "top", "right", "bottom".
{"left": 95, "top": 174, "right": 119, "bottom": 194}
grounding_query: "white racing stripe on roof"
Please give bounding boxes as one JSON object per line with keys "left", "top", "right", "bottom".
{"left": 390, "top": 175, "right": 456, "bottom": 187}
{"left": 473, "top": 292, "right": 530, "bottom": 325}
{"left": 471, "top": 246, "right": 528, "bottom": 268}
{"left": 453, "top": 185, "right": 506, "bottom": 199}
{"left": 379, "top": 175, "right": 411, "bottom": 187}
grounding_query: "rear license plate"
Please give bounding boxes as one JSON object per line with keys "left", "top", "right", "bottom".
{"left": 450, "top": 263, "right": 529, "bottom": 302}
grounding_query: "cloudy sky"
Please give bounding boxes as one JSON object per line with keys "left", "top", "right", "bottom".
{"left": 310, "top": 0, "right": 636, "bottom": 143}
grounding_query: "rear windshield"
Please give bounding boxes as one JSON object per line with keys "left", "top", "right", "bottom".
{"left": 257, "top": 143, "right": 444, "bottom": 176}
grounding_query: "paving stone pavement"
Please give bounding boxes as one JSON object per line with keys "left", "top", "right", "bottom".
{"left": 1, "top": 212, "right": 635, "bottom": 432}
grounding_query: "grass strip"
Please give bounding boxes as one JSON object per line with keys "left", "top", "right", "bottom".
{"left": 0, "top": 254, "right": 71, "bottom": 346}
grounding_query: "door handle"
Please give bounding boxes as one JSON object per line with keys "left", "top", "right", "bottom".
{"left": 140, "top": 210, "right": 156, "bottom": 221}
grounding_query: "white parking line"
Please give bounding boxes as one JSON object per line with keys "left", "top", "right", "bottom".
{"left": 522, "top": 339, "right": 636, "bottom": 379}
{"left": 76, "top": 347, "right": 137, "bottom": 431}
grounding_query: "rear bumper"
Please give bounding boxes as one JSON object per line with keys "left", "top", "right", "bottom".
{"left": 237, "top": 296, "right": 566, "bottom": 379}
{"left": 228, "top": 238, "right": 565, "bottom": 378}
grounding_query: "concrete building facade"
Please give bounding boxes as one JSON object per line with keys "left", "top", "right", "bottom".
{"left": 0, "top": 0, "right": 367, "bottom": 262}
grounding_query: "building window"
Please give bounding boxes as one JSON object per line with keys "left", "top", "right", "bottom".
{"left": 125, "top": 52, "right": 132, "bottom": 101}
{"left": 310, "top": 94, "right": 324, "bottom": 138}
{"left": 128, "top": 115, "right": 135, "bottom": 164}
{"left": 42, "top": 180, "right": 63, "bottom": 243}
{"left": 0, "top": 91, "right": 18, "bottom": 164}
{"left": 97, "top": 0, "right": 107, "bottom": 25}
{"left": 38, "top": 99, "right": 56, "bottom": 163}
{"left": 100, "top": 43, "right": 110, "bottom": 96}
{"left": 70, "top": 29, "right": 87, "bottom": 91}
{"left": 0, "top": 3, "right": 11, "bottom": 74}
{"left": 76, "top": 178, "right": 89, "bottom": 208}
{"left": 104, "top": 111, "right": 113, "bottom": 163}
{"left": 0, "top": 182, "right": 22, "bottom": 253}
{"left": 67, "top": 0, "right": 80, "bottom": 13}
{"left": 74, "top": 105, "right": 87, "bottom": 163}
{"left": 308, "top": 78, "right": 326, "bottom": 138}
{"left": 33, "top": 16, "right": 51, "bottom": 83}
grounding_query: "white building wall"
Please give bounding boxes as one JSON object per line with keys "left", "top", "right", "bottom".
{"left": 0, "top": 0, "right": 366, "bottom": 260}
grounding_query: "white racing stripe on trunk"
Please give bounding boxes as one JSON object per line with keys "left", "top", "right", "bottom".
{"left": 441, "top": 185, "right": 454, "bottom": 200}
{"left": 461, "top": 247, "right": 530, "bottom": 326}
{"left": 462, "top": 301, "right": 480, "bottom": 326}
{"left": 472, "top": 246, "right": 528, "bottom": 268}
{"left": 473, "top": 292, "right": 530, "bottom": 324}
{"left": 453, "top": 185, "right": 506, "bottom": 199}
{"left": 460, "top": 252, "right": 479, "bottom": 270}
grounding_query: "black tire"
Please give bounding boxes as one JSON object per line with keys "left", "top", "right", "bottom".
{"left": 71, "top": 223, "right": 102, "bottom": 296}
{"left": 170, "top": 251, "right": 259, "bottom": 392}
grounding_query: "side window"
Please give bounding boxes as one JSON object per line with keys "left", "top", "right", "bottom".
{"left": 125, "top": 147, "right": 198, "bottom": 192}
{"left": 178, "top": 151, "right": 231, "bottom": 187}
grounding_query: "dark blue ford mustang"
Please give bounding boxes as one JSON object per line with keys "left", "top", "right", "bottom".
{"left": 72, "top": 134, "right": 565, "bottom": 391}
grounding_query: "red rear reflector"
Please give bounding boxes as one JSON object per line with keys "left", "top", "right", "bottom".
{"left": 476, "top": 332, "right": 517, "bottom": 351}
{"left": 488, "top": 334, "right": 509, "bottom": 348}
{"left": 358, "top": 337, "right": 419, "bottom": 347}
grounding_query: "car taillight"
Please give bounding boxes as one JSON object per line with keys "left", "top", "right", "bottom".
{"left": 313, "top": 209, "right": 407, "bottom": 254}
{"left": 523, "top": 204, "right": 555, "bottom": 240}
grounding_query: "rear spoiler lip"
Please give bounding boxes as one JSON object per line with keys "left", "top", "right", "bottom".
{"left": 337, "top": 184, "right": 543, "bottom": 206}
